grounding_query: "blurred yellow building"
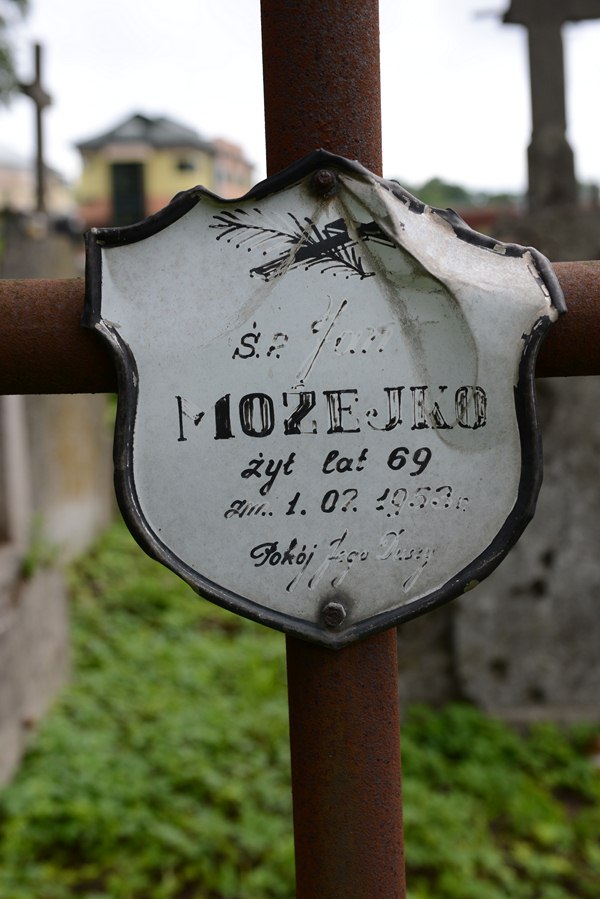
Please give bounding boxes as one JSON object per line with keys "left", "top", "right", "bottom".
{"left": 75, "top": 113, "right": 254, "bottom": 228}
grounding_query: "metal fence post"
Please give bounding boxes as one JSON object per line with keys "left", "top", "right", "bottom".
{"left": 261, "top": 2, "right": 406, "bottom": 896}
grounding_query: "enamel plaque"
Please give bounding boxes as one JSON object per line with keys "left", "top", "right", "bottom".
{"left": 84, "top": 152, "right": 564, "bottom": 647}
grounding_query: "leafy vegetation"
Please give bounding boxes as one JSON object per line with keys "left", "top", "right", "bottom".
{"left": 400, "top": 175, "right": 520, "bottom": 210}
{"left": 0, "top": 0, "right": 28, "bottom": 103}
{"left": 0, "top": 521, "right": 598, "bottom": 898}
{"left": 20, "top": 513, "right": 59, "bottom": 579}
{"left": 0, "top": 524, "right": 293, "bottom": 899}
{"left": 402, "top": 706, "right": 600, "bottom": 898}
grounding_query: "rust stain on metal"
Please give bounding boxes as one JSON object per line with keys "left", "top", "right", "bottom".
{"left": 260, "top": 0, "right": 382, "bottom": 176}
{"left": 286, "top": 629, "right": 406, "bottom": 899}
{"left": 0, "top": 278, "right": 116, "bottom": 394}
{"left": 260, "top": 2, "right": 404, "bottom": 895}
{"left": 2, "top": 260, "right": 597, "bottom": 397}
{"left": 537, "top": 261, "right": 600, "bottom": 377}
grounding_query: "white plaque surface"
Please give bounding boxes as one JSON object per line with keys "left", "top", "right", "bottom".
{"left": 85, "top": 152, "right": 564, "bottom": 646}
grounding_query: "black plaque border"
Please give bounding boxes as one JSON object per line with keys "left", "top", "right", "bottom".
{"left": 84, "top": 150, "right": 565, "bottom": 648}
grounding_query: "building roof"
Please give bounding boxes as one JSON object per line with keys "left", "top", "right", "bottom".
{"left": 76, "top": 113, "right": 215, "bottom": 153}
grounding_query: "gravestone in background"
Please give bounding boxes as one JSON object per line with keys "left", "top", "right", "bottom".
{"left": 398, "top": 6, "right": 600, "bottom": 721}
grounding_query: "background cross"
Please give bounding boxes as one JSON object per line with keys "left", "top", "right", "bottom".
{"left": 18, "top": 42, "right": 52, "bottom": 214}
{"left": 504, "top": 0, "right": 600, "bottom": 209}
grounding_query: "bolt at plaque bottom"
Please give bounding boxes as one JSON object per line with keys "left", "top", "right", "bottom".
{"left": 322, "top": 602, "right": 347, "bottom": 628}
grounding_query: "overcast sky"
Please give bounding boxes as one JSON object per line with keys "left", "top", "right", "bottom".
{"left": 1, "top": 0, "right": 600, "bottom": 196}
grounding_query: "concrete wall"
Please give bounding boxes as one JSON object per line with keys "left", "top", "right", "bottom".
{"left": 0, "top": 388, "right": 113, "bottom": 786}
{"left": 0, "top": 568, "right": 69, "bottom": 785}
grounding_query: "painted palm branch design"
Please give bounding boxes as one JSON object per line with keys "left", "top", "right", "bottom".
{"left": 211, "top": 208, "right": 394, "bottom": 281}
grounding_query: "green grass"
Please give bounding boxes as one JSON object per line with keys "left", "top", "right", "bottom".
{"left": 0, "top": 521, "right": 598, "bottom": 898}
{"left": 402, "top": 706, "right": 600, "bottom": 898}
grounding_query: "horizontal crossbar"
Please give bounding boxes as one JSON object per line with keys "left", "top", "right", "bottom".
{"left": 0, "top": 262, "right": 597, "bottom": 395}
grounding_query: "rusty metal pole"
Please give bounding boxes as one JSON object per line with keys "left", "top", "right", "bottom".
{"left": 1, "top": 265, "right": 600, "bottom": 393}
{"left": 260, "top": 3, "right": 405, "bottom": 897}
{"left": 0, "top": 278, "right": 115, "bottom": 394}
{"left": 537, "top": 262, "right": 600, "bottom": 376}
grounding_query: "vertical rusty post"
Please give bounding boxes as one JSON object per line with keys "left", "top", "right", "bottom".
{"left": 261, "top": 0, "right": 382, "bottom": 175}
{"left": 286, "top": 635, "right": 405, "bottom": 898}
{"left": 261, "top": 2, "right": 405, "bottom": 897}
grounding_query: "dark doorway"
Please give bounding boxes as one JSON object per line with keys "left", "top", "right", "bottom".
{"left": 110, "top": 163, "right": 146, "bottom": 226}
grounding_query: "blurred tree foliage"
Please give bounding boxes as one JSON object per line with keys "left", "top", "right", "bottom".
{"left": 399, "top": 175, "right": 520, "bottom": 210}
{"left": 0, "top": 0, "right": 28, "bottom": 104}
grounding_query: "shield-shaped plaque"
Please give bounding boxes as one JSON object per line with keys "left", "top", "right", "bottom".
{"left": 84, "top": 151, "right": 564, "bottom": 647}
